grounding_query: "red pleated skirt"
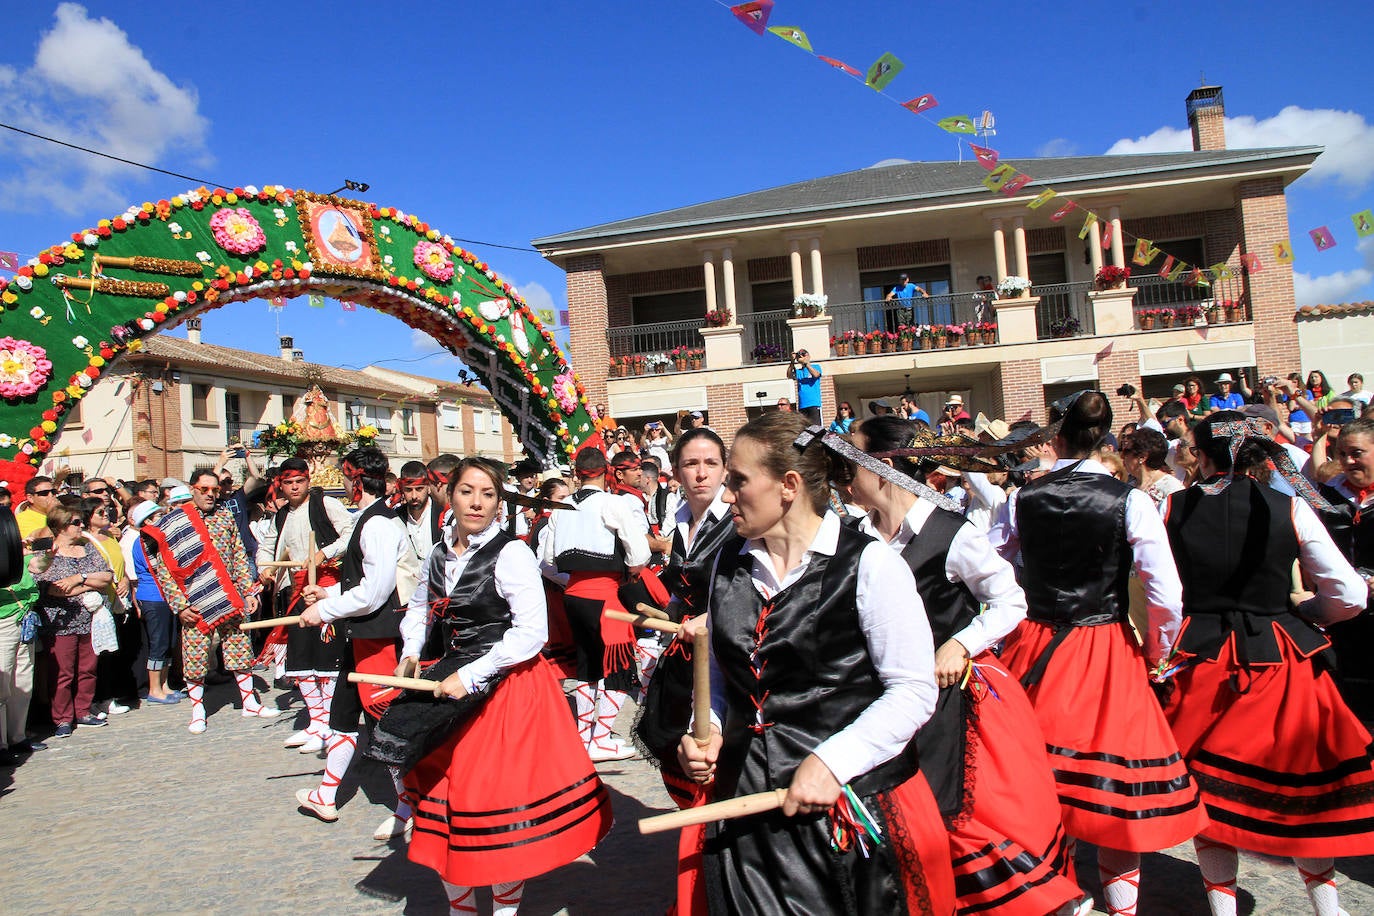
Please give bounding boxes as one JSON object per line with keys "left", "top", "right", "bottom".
{"left": 947, "top": 654, "right": 1082, "bottom": 915}
{"left": 999, "top": 619, "right": 1208, "bottom": 852}
{"left": 405, "top": 655, "right": 613, "bottom": 886}
{"left": 541, "top": 581, "right": 579, "bottom": 680}
{"left": 1165, "top": 623, "right": 1374, "bottom": 858}
{"left": 881, "top": 771, "right": 958, "bottom": 915}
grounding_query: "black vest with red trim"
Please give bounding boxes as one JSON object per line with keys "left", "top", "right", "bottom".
{"left": 710, "top": 523, "right": 919, "bottom": 798}
{"left": 334, "top": 500, "right": 403, "bottom": 641}
{"left": 426, "top": 529, "right": 514, "bottom": 666}
{"left": 1319, "top": 480, "right": 1374, "bottom": 571}
{"left": 1166, "top": 478, "right": 1327, "bottom": 664}
{"left": 273, "top": 487, "right": 341, "bottom": 549}
{"left": 663, "top": 509, "right": 739, "bottom": 622}
{"left": 552, "top": 488, "right": 626, "bottom": 573}
{"left": 1018, "top": 468, "right": 1133, "bottom": 627}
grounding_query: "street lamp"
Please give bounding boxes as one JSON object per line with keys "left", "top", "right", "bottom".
{"left": 348, "top": 397, "right": 363, "bottom": 431}
{"left": 328, "top": 179, "right": 370, "bottom": 195}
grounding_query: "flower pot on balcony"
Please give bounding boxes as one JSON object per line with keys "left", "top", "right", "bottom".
{"left": 900, "top": 336, "right": 915, "bottom": 351}
{"left": 1138, "top": 315, "right": 1155, "bottom": 330}
{"left": 920, "top": 337, "right": 932, "bottom": 350}
{"left": 836, "top": 342, "right": 850, "bottom": 357}
{"left": 674, "top": 358, "right": 687, "bottom": 371}
{"left": 1159, "top": 313, "right": 1174, "bottom": 328}
{"left": 854, "top": 340, "right": 868, "bottom": 355}
{"left": 690, "top": 357, "right": 702, "bottom": 370}
{"left": 935, "top": 334, "right": 948, "bottom": 348}
{"left": 1204, "top": 310, "right": 1218, "bottom": 325}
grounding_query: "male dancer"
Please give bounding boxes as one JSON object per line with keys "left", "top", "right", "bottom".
{"left": 398, "top": 460, "right": 442, "bottom": 565}
{"left": 296, "top": 447, "right": 420, "bottom": 837}
{"left": 607, "top": 451, "right": 669, "bottom": 697}
{"left": 257, "top": 457, "right": 354, "bottom": 753}
{"left": 426, "top": 454, "right": 461, "bottom": 528}
{"left": 504, "top": 458, "right": 542, "bottom": 539}
{"left": 540, "top": 448, "right": 649, "bottom": 761}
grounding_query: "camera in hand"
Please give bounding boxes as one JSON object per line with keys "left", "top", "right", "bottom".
{"left": 1116, "top": 383, "right": 1136, "bottom": 398}
{"left": 1261, "top": 376, "right": 1279, "bottom": 387}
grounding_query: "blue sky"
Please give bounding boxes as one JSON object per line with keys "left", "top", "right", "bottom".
{"left": 1, "top": 1, "right": 1371, "bottom": 381}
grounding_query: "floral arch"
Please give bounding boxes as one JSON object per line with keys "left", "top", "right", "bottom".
{"left": 0, "top": 186, "right": 594, "bottom": 481}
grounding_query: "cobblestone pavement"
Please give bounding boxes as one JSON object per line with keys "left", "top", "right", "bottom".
{"left": 1, "top": 679, "right": 1372, "bottom": 914}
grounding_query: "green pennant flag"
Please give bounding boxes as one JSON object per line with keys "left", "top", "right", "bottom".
{"left": 536, "top": 308, "right": 556, "bottom": 326}
{"left": 937, "top": 115, "right": 976, "bottom": 135}
{"left": 768, "top": 25, "right": 812, "bottom": 51}
{"left": 865, "top": 53, "right": 903, "bottom": 91}
{"left": 1353, "top": 209, "right": 1374, "bottom": 238}
{"left": 308, "top": 294, "right": 325, "bottom": 308}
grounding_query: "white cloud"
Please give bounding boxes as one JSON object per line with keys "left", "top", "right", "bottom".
{"left": 868, "top": 157, "right": 913, "bottom": 169}
{"left": 411, "top": 328, "right": 444, "bottom": 353}
{"left": 1107, "top": 106, "right": 1374, "bottom": 189}
{"left": 1037, "top": 138, "right": 1079, "bottom": 158}
{"left": 1293, "top": 238, "right": 1374, "bottom": 305}
{"left": 0, "top": 3, "right": 211, "bottom": 214}
{"left": 510, "top": 280, "right": 557, "bottom": 316}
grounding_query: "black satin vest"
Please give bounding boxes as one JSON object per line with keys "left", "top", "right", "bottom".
{"left": 1319, "top": 482, "right": 1374, "bottom": 571}
{"left": 1166, "top": 479, "right": 1327, "bottom": 664}
{"left": 335, "top": 500, "right": 403, "bottom": 640}
{"left": 900, "top": 507, "right": 979, "bottom": 646}
{"left": 1019, "top": 469, "right": 1133, "bottom": 627}
{"left": 710, "top": 523, "right": 919, "bottom": 798}
{"left": 426, "top": 530, "right": 515, "bottom": 667}
{"left": 663, "top": 510, "right": 739, "bottom": 622}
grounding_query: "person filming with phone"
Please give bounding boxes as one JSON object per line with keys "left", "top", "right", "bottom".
{"left": 788, "top": 348, "right": 823, "bottom": 426}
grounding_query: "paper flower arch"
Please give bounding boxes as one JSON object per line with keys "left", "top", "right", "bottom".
{"left": 209, "top": 207, "right": 267, "bottom": 255}
{"left": 0, "top": 338, "right": 53, "bottom": 400}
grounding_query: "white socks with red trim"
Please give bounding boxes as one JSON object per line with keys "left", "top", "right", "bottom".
{"left": 235, "top": 672, "right": 262, "bottom": 712}
{"left": 1098, "top": 847, "right": 1141, "bottom": 916}
{"left": 298, "top": 677, "right": 324, "bottom": 735}
{"left": 442, "top": 882, "right": 523, "bottom": 915}
{"left": 591, "top": 686, "right": 627, "bottom": 747}
{"left": 573, "top": 682, "right": 596, "bottom": 747}
{"left": 635, "top": 635, "right": 661, "bottom": 699}
{"left": 316, "top": 731, "right": 357, "bottom": 806}
{"left": 187, "top": 680, "right": 206, "bottom": 732}
{"left": 390, "top": 766, "right": 412, "bottom": 822}
{"left": 1194, "top": 838, "right": 1238, "bottom": 916}
{"left": 1295, "top": 858, "right": 1346, "bottom": 916}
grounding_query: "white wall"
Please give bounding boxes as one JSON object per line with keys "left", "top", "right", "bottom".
{"left": 1298, "top": 314, "right": 1374, "bottom": 391}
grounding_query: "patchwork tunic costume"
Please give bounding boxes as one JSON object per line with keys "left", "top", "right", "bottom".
{"left": 702, "top": 513, "right": 955, "bottom": 915}
{"left": 861, "top": 502, "right": 1081, "bottom": 915}
{"left": 372, "top": 520, "right": 612, "bottom": 891}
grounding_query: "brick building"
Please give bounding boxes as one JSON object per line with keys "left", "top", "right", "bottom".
{"left": 535, "top": 87, "right": 1319, "bottom": 438}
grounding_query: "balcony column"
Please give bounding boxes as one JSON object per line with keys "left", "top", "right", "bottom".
{"left": 1088, "top": 220, "right": 1104, "bottom": 274}
{"left": 700, "top": 248, "right": 718, "bottom": 315}
{"left": 1109, "top": 206, "right": 1125, "bottom": 269}
{"left": 808, "top": 237, "right": 825, "bottom": 296}
{"left": 789, "top": 239, "right": 804, "bottom": 299}
{"left": 1013, "top": 216, "right": 1030, "bottom": 282}
{"left": 721, "top": 244, "right": 737, "bottom": 318}
{"left": 991, "top": 218, "right": 1008, "bottom": 282}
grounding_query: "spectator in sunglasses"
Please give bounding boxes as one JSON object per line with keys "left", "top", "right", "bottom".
{"left": 18, "top": 476, "right": 58, "bottom": 539}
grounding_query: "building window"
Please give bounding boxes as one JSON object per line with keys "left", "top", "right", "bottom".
{"left": 473, "top": 409, "right": 486, "bottom": 434}
{"left": 363, "top": 404, "right": 393, "bottom": 432}
{"left": 192, "top": 383, "right": 213, "bottom": 422}
{"left": 399, "top": 408, "right": 415, "bottom": 436}
{"left": 282, "top": 393, "right": 295, "bottom": 421}
{"left": 439, "top": 403, "right": 461, "bottom": 430}
{"left": 491, "top": 410, "right": 503, "bottom": 432}
{"left": 749, "top": 281, "right": 793, "bottom": 312}
{"left": 859, "top": 265, "right": 953, "bottom": 326}
{"left": 631, "top": 289, "right": 707, "bottom": 325}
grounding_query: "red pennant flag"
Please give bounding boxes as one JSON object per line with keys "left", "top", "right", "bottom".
{"left": 1309, "top": 226, "right": 1337, "bottom": 251}
{"left": 730, "top": 0, "right": 773, "bottom": 35}
{"left": 1049, "top": 199, "right": 1078, "bottom": 223}
{"left": 817, "top": 56, "right": 861, "bottom": 77}
{"left": 1157, "top": 255, "right": 1176, "bottom": 279}
{"left": 1100, "top": 223, "right": 1113, "bottom": 250}
{"left": 1094, "top": 341, "right": 1114, "bottom": 363}
{"left": 0, "top": 252, "right": 17, "bottom": 271}
{"left": 902, "top": 94, "right": 938, "bottom": 115}
{"left": 341, "top": 302, "right": 357, "bottom": 312}
{"left": 1001, "top": 172, "right": 1032, "bottom": 196}
{"left": 82, "top": 428, "right": 94, "bottom": 443}
{"left": 1240, "top": 252, "right": 1263, "bottom": 274}
{"left": 970, "top": 145, "right": 999, "bottom": 170}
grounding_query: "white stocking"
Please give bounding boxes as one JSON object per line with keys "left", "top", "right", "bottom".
{"left": 441, "top": 882, "right": 477, "bottom": 915}
{"left": 298, "top": 677, "right": 323, "bottom": 734}
{"left": 235, "top": 672, "right": 261, "bottom": 711}
{"left": 389, "top": 765, "right": 412, "bottom": 821}
{"left": 1295, "top": 858, "right": 1343, "bottom": 916}
{"left": 187, "top": 680, "right": 206, "bottom": 726}
{"left": 492, "top": 880, "right": 525, "bottom": 916}
{"left": 573, "top": 681, "right": 596, "bottom": 747}
{"left": 317, "top": 675, "right": 336, "bottom": 736}
{"left": 635, "top": 635, "right": 661, "bottom": 698}
{"left": 315, "top": 731, "right": 357, "bottom": 806}
{"left": 1194, "top": 838, "right": 1238, "bottom": 916}
{"left": 1098, "top": 847, "right": 1141, "bottom": 916}
{"left": 592, "top": 684, "right": 627, "bottom": 747}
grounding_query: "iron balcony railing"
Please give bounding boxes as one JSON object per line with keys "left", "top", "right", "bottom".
{"left": 827, "top": 291, "right": 995, "bottom": 340}
{"left": 1033, "top": 280, "right": 1096, "bottom": 339}
{"left": 738, "top": 307, "right": 792, "bottom": 362}
{"left": 606, "top": 318, "right": 703, "bottom": 359}
{"left": 1129, "top": 273, "right": 1249, "bottom": 315}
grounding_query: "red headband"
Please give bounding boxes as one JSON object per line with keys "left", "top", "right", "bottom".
{"left": 613, "top": 457, "right": 641, "bottom": 471}
{"left": 399, "top": 476, "right": 428, "bottom": 488}
{"left": 277, "top": 471, "right": 310, "bottom": 483}
{"left": 427, "top": 469, "right": 451, "bottom": 487}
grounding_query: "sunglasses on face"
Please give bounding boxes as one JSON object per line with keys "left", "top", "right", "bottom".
{"left": 193, "top": 485, "right": 220, "bottom": 495}
{"left": 86, "top": 487, "right": 109, "bottom": 496}
{"left": 31, "top": 489, "right": 54, "bottom": 497}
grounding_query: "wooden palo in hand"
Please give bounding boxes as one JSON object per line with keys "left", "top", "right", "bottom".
{"left": 307, "top": 531, "right": 318, "bottom": 587}
{"left": 258, "top": 560, "right": 305, "bottom": 570}
{"left": 240, "top": 615, "right": 301, "bottom": 630}
{"left": 604, "top": 609, "right": 680, "bottom": 635}
{"left": 639, "top": 788, "right": 788, "bottom": 835}
{"left": 347, "top": 671, "right": 443, "bottom": 698}
{"left": 692, "top": 627, "right": 711, "bottom": 746}
{"left": 634, "top": 602, "right": 670, "bottom": 621}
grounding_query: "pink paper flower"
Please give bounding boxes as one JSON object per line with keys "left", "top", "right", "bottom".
{"left": 413, "top": 241, "right": 455, "bottom": 282}
{"left": 553, "top": 371, "right": 579, "bottom": 415}
{"left": 209, "top": 207, "right": 267, "bottom": 256}
{"left": 0, "top": 337, "right": 53, "bottom": 399}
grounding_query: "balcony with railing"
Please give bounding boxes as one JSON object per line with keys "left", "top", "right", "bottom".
{"left": 1128, "top": 273, "right": 1250, "bottom": 329}
{"left": 738, "top": 307, "right": 791, "bottom": 362}
{"left": 607, "top": 318, "right": 702, "bottom": 359}
{"left": 1034, "top": 280, "right": 1096, "bottom": 339}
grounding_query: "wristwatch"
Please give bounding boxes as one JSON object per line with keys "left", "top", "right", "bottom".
{"left": 80, "top": 573, "right": 88, "bottom": 586}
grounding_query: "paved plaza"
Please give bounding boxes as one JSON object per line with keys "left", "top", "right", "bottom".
{"left": 2, "top": 679, "right": 1372, "bottom": 915}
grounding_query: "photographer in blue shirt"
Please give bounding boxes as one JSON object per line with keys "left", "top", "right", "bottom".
{"left": 789, "top": 348, "right": 823, "bottom": 425}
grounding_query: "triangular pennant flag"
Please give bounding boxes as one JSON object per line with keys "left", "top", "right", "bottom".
{"left": 1309, "top": 226, "right": 1336, "bottom": 251}
{"left": 865, "top": 52, "right": 904, "bottom": 91}
{"left": 1077, "top": 211, "right": 1099, "bottom": 240}
{"left": 1100, "top": 222, "right": 1114, "bottom": 250}
{"left": 1049, "top": 199, "right": 1078, "bottom": 222}
{"left": 1132, "top": 238, "right": 1160, "bottom": 266}
{"left": 1274, "top": 240, "right": 1294, "bottom": 263}
{"left": 557, "top": 309, "right": 570, "bottom": 325}
{"left": 1240, "top": 252, "right": 1263, "bottom": 274}
{"left": 1027, "top": 189, "right": 1058, "bottom": 210}
{"left": 1000, "top": 172, "right": 1032, "bottom": 196}
{"left": 817, "top": 55, "right": 861, "bottom": 77}
{"left": 1353, "top": 210, "right": 1374, "bottom": 238}
{"left": 1157, "top": 255, "right": 1176, "bottom": 279}
{"left": 729, "top": 0, "right": 773, "bottom": 35}
{"left": 0, "top": 251, "right": 17, "bottom": 271}
{"left": 982, "top": 164, "right": 1018, "bottom": 193}
{"left": 937, "top": 115, "right": 976, "bottom": 135}
{"left": 308, "top": 294, "right": 325, "bottom": 308}
{"left": 341, "top": 302, "right": 357, "bottom": 312}
{"left": 970, "top": 145, "right": 999, "bottom": 170}
{"left": 767, "top": 25, "right": 812, "bottom": 51}
{"left": 82, "top": 428, "right": 94, "bottom": 444}
{"left": 1209, "top": 262, "right": 1234, "bottom": 283}
{"left": 1184, "top": 267, "right": 1209, "bottom": 287}
{"left": 902, "top": 94, "right": 938, "bottom": 115}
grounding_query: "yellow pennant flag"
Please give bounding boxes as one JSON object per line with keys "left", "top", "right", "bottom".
{"left": 1077, "top": 211, "right": 1099, "bottom": 240}
{"left": 982, "top": 164, "right": 1019, "bottom": 193}
{"left": 1132, "top": 238, "right": 1160, "bottom": 266}
{"left": 1209, "top": 262, "right": 1234, "bottom": 283}
{"left": 767, "top": 25, "right": 812, "bottom": 51}
{"left": 1026, "top": 189, "right": 1058, "bottom": 210}
{"left": 1352, "top": 209, "right": 1374, "bottom": 238}
{"left": 865, "top": 53, "right": 904, "bottom": 91}
{"left": 1274, "top": 240, "right": 1294, "bottom": 263}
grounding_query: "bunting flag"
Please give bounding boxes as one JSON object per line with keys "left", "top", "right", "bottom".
{"left": 1000, "top": 172, "right": 1032, "bottom": 195}
{"left": 1352, "top": 209, "right": 1374, "bottom": 238}
{"left": 1184, "top": 268, "right": 1209, "bottom": 287}
{"left": 1166, "top": 259, "right": 1189, "bottom": 281}
{"left": 1240, "top": 252, "right": 1263, "bottom": 274}
{"left": 768, "top": 25, "right": 812, "bottom": 51}
{"left": 981, "top": 164, "right": 1019, "bottom": 193}
{"left": 1077, "top": 211, "right": 1099, "bottom": 240}
{"left": 1049, "top": 199, "right": 1078, "bottom": 222}
{"left": 1094, "top": 341, "right": 1114, "bottom": 363}
{"left": 82, "top": 428, "right": 94, "bottom": 444}
{"left": 1100, "top": 222, "right": 1114, "bottom": 250}
{"left": 1274, "top": 240, "right": 1294, "bottom": 263}
{"left": 1027, "top": 188, "right": 1058, "bottom": 210}
{"left": 817, "top": 55, "right": 860, "bottom": 77}
{"left": 1209, "top": 262, "right": 1234, "bottom": 282}
{"left": 1309, "top": 226, "right": 1337, "bottom": 250}
{"left": 902, "top": 94, "right": 938, "bottom": 115}
{"left": 268, "top": 296, "right": 285, "bottom": 310}
{"left": 1133, "top": 238, "right": 1160, "bottom": 266}
{"left": 865, "top": 53, "right": 903, "bottom": 91}
{"left": 971, "top": 145, "right": 999, "bottom": 170}
{"left": 1157, "top": 255, "right": 1177, "bottom": 278}
{"left": 0, "top": 251, "right": 17, "bottom": 271}
{"left": 557, "top": 309, "right": 570, "bottom": 325}
{"left": 308, "top": 294, "right": 325, "bottom": 308}
{"left": 537, "top": 308, "right": 557, "bottom": 326}
{"left": 730, "top": 0, "right": 773, "bottom": 35}
{"left": 937, "top": 115, "right": 976, "bottom": 135}
{"left": 341, "top": 302, "right": 356, "bottom": 312}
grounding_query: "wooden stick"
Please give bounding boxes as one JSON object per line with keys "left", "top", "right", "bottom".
{"left": 634, "top": 602, "right": 670, "bottom": 621}
{"left": 605, "top": 609, "right": 680, "bottom": 635}
{"left": 92, "top": 254, "right": 205, "bottom": 276}
{"left": 639, "top": 788, "right": 788, "bottom": 835}
{"left": 258, "top": 560, "right": 305, "bottom": 569}
{"left": 307, "top": 532, "right": 317, "bottom": 587}
{"left": 692, "top": 627, "right": 711, "bottom": 746}
{"left": 240, "top": 615, "right": 301, "bottom": 630}
{"left": 54, "top": 275, "right": 170, "bottom": 298}
{"left": 347, "top": 671, "right": 443, "bottom": 698}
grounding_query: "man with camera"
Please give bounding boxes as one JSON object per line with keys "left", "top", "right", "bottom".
{"left": 788, "top": 348, "right": 823, "bottom": 426}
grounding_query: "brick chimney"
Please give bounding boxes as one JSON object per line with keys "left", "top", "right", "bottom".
{"left": 279, "top": 335, "right": 294, "bottom": 360}
{"left": 186, "top": 317, "right": 202, "bottom": 345}
{"left": 1187, "top": 85, "right": 1226, "bottom": 151}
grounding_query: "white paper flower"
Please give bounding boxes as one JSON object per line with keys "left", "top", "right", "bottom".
{"left": 284, "top": 241, "right": 297, "bottom": 253}
{"left": 139, "top": 318, "right": 154, "bottom": 330}
{"left": 379, "top": 226, "right": 390, "bottom": 237}
{"left": 168, "top": 222, "right": 182, "bottom": 234}
{"left": 0, "top": 434, "right": 13, "bottom": 448}
{"left": 29, "top": 307, "right": 44, "bottom": 320}
{"left": 72, "top": 336, "right": 89, "bottom": 349}
{"left": 14, "top": 276, "right": 32, "bottom": 291}
{"left": 244, "top": 185, "right": 259, "bottom": 197}
{"left": 173, "top": 290, "right": 187, "bottom": 302}
{"left": 383, "top": 255, "right": 393, "bottom": 267}
{"left": 196, "top": 251, "right": 212, "bottom": 263}
{"left": 274, "top": 208, "right": 286, "bottom": 220}
{"left": 82, "top": 233, "right": 99, "bottom": 246}
{"left": 76, "top": 374, "right": 92, "bottom": 389}
{"left": 414, "top": 276, "right": 424, "bottom": 286}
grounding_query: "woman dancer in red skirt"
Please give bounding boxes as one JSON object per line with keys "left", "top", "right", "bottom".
{"left": 1162, "top": 412, "right": 1371, "bottom": 916}
{"left": 371, "top": 458, "right": 612, "bottom": 915}
{"left": 851, "top": 415, "right": 1086, "bottom": 916}
{"left": 991, "top": 391, "right": 1207, "bottom": 916}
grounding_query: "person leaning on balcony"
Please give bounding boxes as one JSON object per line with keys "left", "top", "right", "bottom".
{"left": 787, "top": 349, "right": 823, "bottom": 426}
{"left": 885, "top": 272, "right": 929, "bottom": 305}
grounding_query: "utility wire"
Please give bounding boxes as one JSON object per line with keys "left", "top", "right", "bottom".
{"left": 0, "top": 120, "right": 542, "bottom": 254}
